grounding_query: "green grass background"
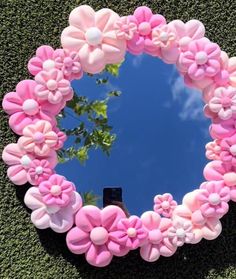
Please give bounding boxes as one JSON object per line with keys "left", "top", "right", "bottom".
{"left": 1, "top": 0, "right": 236, "bottom": 278}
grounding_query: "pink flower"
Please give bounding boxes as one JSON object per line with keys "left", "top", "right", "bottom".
{"left": 204, "top": 160, "right": 236, "bottom": 187}
{"left": 198, "top": 181, "right": 230, "bottom": 218}
{"left": 219, "top": 133, "right": 236, "bottom": 166}
{"left": 28, "top": 45, "right": 60, "bottom": 76}
{"left": 178, "top": 37, "right": 221, "bottom": 81}
{"left": 172, "top": 190, "right": 222, "bottom": 243}
{"left": 18, "top": 120, "right": 58, "bottom": 156}
{"left": 53, "top": 49, "right": 83, "bottom": 81}
{"left": 168, "top": 19, "right": 205, "bottom": 51}
{"left": 24, "top": 186, "right": 82, "bottom": 233}
{"left": 66, "top": 205, "right": 127, "bottom": 267}
{"left": 152, "top": 24, "right": 180, "bottom": 64}
{"left": 27, "top": 159, "right": 54, "bottom": 185}
{"left": 61, "top": 5, "right": 126, "bottom": 74}
{"left": 168, "top": 220, "right": 194, "bottom": 246}
{"left": 139, "top": 211, "right": 177, "bottom": 262}
{"left": 35, "top": 69, "right": 73, "bottom": 105}
{"left": 203, "top": 52, "right": 236, "bottom": 102}
{"left": 153, "top": 193, "right": 177, "bottom": 217}
{"left": 109, "top": 216, "right": 148, "bottom": 250}
{"left": 127, "top": 6, "right": 166, "bottom": 56}
{"left": 2, "top": 143, "right": 57, "bottom": 185}
{"left": 205, "top": 140, "right": 221, "bottom": 160}
{"left": 208, "top": 87, "right": 236, "bottom": 120}
{"left": 2, "top": 80, "right": 57, "bottom": 135}
{"left": 53, "top": 127, "right": 67, "bottom": 150}
{"left": 114, "top": 16, "right": 137, "bottom": 40}
{"left": 39, "top": 174, "right": 75, "bottom": 207}
{"left": 210, "top": 116, "right": 236, "bottom": 140}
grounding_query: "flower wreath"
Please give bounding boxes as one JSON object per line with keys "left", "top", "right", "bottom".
{"left": 2, "top": 5, "right": 236, "bottom": 267}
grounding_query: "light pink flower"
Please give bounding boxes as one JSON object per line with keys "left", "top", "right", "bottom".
{"left": 114, "top": 16, "right": 137, "bottom": 40}
{"left": 127, "top": 6, "right": 166, "bottom": 56}
{"left": 53, "top": 49, "right": 83, "bottom": 81}
{"left": 168, "top": 220, "right": 194, "bottom": 247}
{"left": 18, "top": 120, "right": 58, "bottom": 156}
{"left": 153, "top": 193, "right": 177, "bottom": 217}
{"left": 53, "top": 128, "right": 67, "bottom": 150}
{"left": 66, "top": 205, "right": 127, "bottom": 267}
{"left": 203, "top": 52, "right": 236, "bottom": 102}
{"left": 139, "top": 211, "right": 177, "bottom": 262}
{"left": 39, "top": 174, "right": 75, "bottom": 207}
{"left": 208, "top": 87, "right": 236, "bottom": 120}
{"left": 168, "top": 19, "right": 205, "bottom": 51}
{"left": 198, "top": 181, "right": 230, "bottom": 218}
{"left": 2, "top": 143, "right": 57, "bottom": 185}
{"left": 204, "top": 160, "right": 236, "bottom": 187}
{"left": 24, "top": 186, "right": 82, "bottom": 233}
{"left": 172, "top": 190, "right": 222, "bottom": 243}
{"left": 35, "top": 69, "right": 73, "bottom": 105}
{"left": 178, "top": 37, "right": 221, "bottom": 81}
{"left": 61, "top": 5, "right": 126, "bottom": 74}
{"left": 2, "top": 80, "right": 57, "bottom": 135}
{"left": 28, "top": 45, "right": 60, "bottom": 76}
{"left": 219, "top": 133, "right": 236, "bottom": 166}
{"left": 109, "top": 216, "right": 148, "bottom": 250}
{"left": 205, "top": 140, "right": 221, "bottom": 160}
{"left": 27, "top": 159, "right": 54, "bottom": 185}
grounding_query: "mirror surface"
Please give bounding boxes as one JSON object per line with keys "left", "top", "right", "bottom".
{"left": 56, "top": 53, "right": 210, "bottom": 216}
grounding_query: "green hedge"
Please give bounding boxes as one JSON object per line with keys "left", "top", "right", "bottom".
{"left": 1, "top": 1, "right": 236, "bottom": 278}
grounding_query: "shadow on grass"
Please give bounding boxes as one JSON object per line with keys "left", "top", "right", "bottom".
{"left": 15, "top": 185, "right": 236, "bottom": 279}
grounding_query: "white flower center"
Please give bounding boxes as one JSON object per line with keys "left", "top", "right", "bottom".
{"left": 43, "top": 59, "right": 56, "bottom": 71}
{"left": 230, "top": 144, "right": 236, "bottom": 156}
{"left": 161, "top": 200, "right": 170, "bottom": 209}
{"left": 35, "top": 166, "right": 43, "bottom": 174}
{"left": 85, "top": 27, "right": 103, "bottom": 46}
{"left": 208, "top": 193, "right": 221, "bottom": 205}
{"left": 22, "top": 99, "right": 39, "bottom": 115}
{"left": 127, "top": 227, "right": 137, "bottom": 238}
{"left": 160, "top": 32, "right": 168, "bottom": 42}
{"left": 176, "top": 228, "right": 186, "bottom": 238}
{"left": 195, "top": 51, "right": 208, "bottom": 65}
{"left": 90, "top": 227, "right": 108, "bottom": 245}
{"left": 47, "top": 79, "right": 57, "bottom": 91}
{"left": 50, "top": 185, "right": 62, "bottom": 196}
{"left": 20, "top": 155, "right": 32, "bottom": 166}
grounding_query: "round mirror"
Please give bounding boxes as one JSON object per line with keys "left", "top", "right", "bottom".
{"left": 56, "top": 53, "right": 210, "bottom": 216}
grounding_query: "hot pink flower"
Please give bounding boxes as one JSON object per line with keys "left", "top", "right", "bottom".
{"left": 210, "top": 116, "right": 236, "bottom": 140}
{"left": 205, "top": 140, "right": 221, "bottom": 160}
{"left": 109, "top": 216, "right": 148, "bottom": 250}
{"left": 39, "top": 174, "right": 75, "bottom": 207}
{"left": 168, "top": 220, "right": 194, "bottom": 247}
{"left": 61, "top": 5, "right": 126, "bottom": 74}
{"left": 178, "top": 37, "right": 221, "bottom": 81}
{"left": 24, "top": 186, "right": 82, "bottom": 233}
{"left": 114, "top": 16, "right": 137, "bottom": 40}
{"left": 153, "top": 193, "right": 177, "bottom": 217}
{"left": 66, "top": 205, "right": 127, "bottom": 267}
{"left": 172, "top": 190, "right": 222, "bottom": 243}
{"left": 18, "top": 120, "right": 58, "bottom": 156}
{"left": 27, "top": 159, "right": 54, "bottom": 185}
{"left": 139, "top": 211, "right": 177, "bottom": 262}
{"left": 53, "top": 49, "right": 83, "bottom": 81}
{"left": 204, "top": 160, "right": 236, "bottom": 187}
{"left": 208, "top": 87, "right": 236, "bottom": 120}
{"left": 28, "top": 45, "right": 60, "bottom": 76}
{"left": 219, "top": 133, "right": 236, "bottom": 166}
{"left": 127, "top": 6, "right": 166, "bottom": 56}
{"left": 198, "top": 181, "right": 230, "bottom": 218}
{"left": 2, "top": 80, "right": 57, "bottom": 135}
{"left": 2, "top": 143, "right": 57, "bottom": 185}
{"left": 35, "top": 69, "right": 73, "bottom": 105}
